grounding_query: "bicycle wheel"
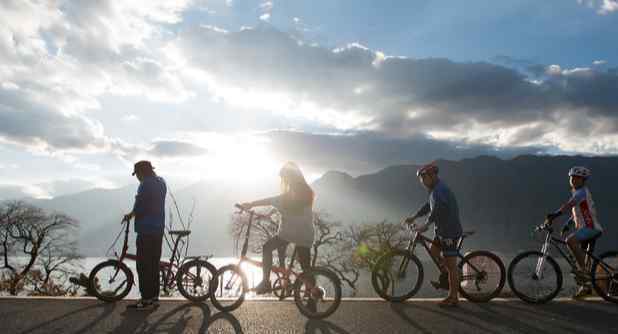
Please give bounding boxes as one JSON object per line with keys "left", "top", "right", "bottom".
{"left": 177, "top": 259, "right": 217, "bottom": 302}
{"left": 458, "top": 250, "right": 506, "bottom": 302}
{"left": 507, "top": 251, "right": 562, "bottom": 304}
{"left": 88, "top": 260, "right": 134, "bottom": 302}
{"left": 591, "top": 251, "right": 618, "bottom": 303}
{"left": 210, "top": 264, "right": 247, "bottom": 312}
{"left": 294, "top": 267, "right": 342, "bottom": 319}
{"left": 371, "top": 250, "right": 423, "bottom": 302}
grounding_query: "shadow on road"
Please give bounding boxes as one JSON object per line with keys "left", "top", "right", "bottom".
{"left": 19, "top": 303, "right": 116, "bottom": 334}
{"left": 112, "top": 302, "right": 244, "bottom": 334}
{"left": 391, "top": 300, "right": 618, "bottom": 334}
{"left": 305, "top": 319, "right": 350, "bottom": 334}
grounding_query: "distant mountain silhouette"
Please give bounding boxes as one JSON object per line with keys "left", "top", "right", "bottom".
{"left": 28, "top": 176, "right": 280, "bottom": 257}
{"left": 23, "top": 154, "right": 618, "bottom": 256}
{"left": 313, "top": 155, "right": 618, "bottom": 254}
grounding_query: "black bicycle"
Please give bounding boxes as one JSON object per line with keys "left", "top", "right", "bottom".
{"left": 507, "top": 221, "right": 618, "bottom": 304}
{"left": 371, "top": 225, "right": 506, "bottom": 302}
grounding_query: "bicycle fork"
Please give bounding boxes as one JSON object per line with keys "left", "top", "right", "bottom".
{"left": 535, "top": 234, "right": 552, "bottom": 279}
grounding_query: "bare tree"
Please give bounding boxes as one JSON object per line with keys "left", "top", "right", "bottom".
{"left": 0, "top": 201, "right": 81, "bottom": 295}
{"left": 310, "top": 212, "right": 362, "bottom": 292}
{"left": 345, "top": 220, "right": 408, "bottom": 272}
{"left": 229, "top": 208, "right": 279, "bottom": 256}
{"left": 229, "top": 209, "right": 361, "bottom": 292}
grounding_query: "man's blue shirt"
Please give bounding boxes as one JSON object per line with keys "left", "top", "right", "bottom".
{"left": 133, "top": 175, "right": 167, "bottom": 235}
{"left": 413, "top": 180, "right": 463, "bottom": 239}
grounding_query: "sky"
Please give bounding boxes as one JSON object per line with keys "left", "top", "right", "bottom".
{"left": 1, "top": 0, "right": 617, "bottom": 199}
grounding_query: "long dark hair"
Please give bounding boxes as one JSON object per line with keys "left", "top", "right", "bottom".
{"left": 279, "top": 162, "right": 314, "bottom": 209}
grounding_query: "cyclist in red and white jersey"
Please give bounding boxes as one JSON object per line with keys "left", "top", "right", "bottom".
{"left": 545, "top": 166, "right": 603, "bottom": 297}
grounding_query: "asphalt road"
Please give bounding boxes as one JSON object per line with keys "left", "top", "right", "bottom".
{"left": 0, "top": 297, "right": 616, "bottom": 334}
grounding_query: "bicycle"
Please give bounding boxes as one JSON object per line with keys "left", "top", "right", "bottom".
{"left": 507, "top": 220, "right": 618, "bottom": 304}
{"left": 209, "top": 204, "right": 342, "bottom": 319}
{"left": 371, "top": 224, "right": 506, "bottom": 302}
{"left": 88, "top": 218, "right": 217, "bottom": 303}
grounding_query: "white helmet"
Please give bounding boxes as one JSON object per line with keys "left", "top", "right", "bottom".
{"left": 568, "top": 166, "right": 591, "bottom": 178}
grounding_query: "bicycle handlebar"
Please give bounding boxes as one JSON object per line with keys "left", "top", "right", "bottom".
{"left": 534, "top": 220, "right": 554, "bottom": 233}
{"left": 234, "top": 203, "right": 275, "bottom": 221}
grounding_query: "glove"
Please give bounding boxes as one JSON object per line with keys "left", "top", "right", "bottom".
{"left": 545, "top": 212, "right": 561, "bottom": 223}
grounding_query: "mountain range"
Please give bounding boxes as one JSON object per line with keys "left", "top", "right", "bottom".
{"left": 24, "top": 154, "right": 618, "bottom": 257}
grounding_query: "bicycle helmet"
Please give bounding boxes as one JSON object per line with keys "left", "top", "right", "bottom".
{"left": 568, "top": 166, "right": 591, "bottom": 178}
{"left": 416, "top": 162, "right": 439, "bottom": 177}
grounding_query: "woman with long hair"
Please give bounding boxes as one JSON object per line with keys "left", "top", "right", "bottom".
{"left": 240, "top": 161, "right": 315, "bottom": 294}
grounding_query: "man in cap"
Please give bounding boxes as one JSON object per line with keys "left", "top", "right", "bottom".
{"left": 123, "top": 160, "right": 167, "bottom": 309}
{"left": 404, "top": 162, "right": 463, "bottom": 307}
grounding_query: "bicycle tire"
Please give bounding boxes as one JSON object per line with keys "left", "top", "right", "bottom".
{"left": 177, "top": 259, "right": 217, "bottom": 302}
{"left": 88, "top": 260, "right": 134, "bottom": 302}
{"left": 458, "top": 250, "right": 506, "bottom": 302}
{"left": 293, "top": 267, "right": 342, "bottom": 319}
{"left": 371, "top": 249, "right": 424, "bottom": 302}
{"left": 507, "top": 251, "right": 562, "bottom": 304}
{"left": 209, "top": 264, "right": 247, "bottom": 312}
{"left": 591, "top": 251, "right": 618, "bottom": 304}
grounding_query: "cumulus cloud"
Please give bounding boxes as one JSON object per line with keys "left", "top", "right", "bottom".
{"left": 0, "top": 0, "right": 193, "bottom": 155}
{"left": 173, "top": 25, "right": 618, "bottom": 155}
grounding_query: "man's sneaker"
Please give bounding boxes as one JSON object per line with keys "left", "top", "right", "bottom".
{"left": 254, "top": 281, "right": 272, "bottom": 295}
{"left": 127, "top": 299, "right": 156, "bottom": 310}
{"left": 572, "top": 286, "right": 594, "bottom": 299}
{"left": 430, "top": 272, "right": 449, "bottom": 290}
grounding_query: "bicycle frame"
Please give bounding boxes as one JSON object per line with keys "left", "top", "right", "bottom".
{"left": 230, "top": 210, "right": 301, "bottom": 292}
{"left": 113, "top": 221, "right": 195, "bottom": 292}
{"left": 401, "top": 227, "right": 484, "bottom": 281}
{"left": 534, "top": 225, "right": 602, "bottom": 280}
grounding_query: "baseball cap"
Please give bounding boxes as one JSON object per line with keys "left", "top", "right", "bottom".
{"left": 132, "top": 160, "right": 154, "bottom": 176}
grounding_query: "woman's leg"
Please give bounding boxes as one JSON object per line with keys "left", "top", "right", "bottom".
{"left": 261, "top": 236, "right": 289, "bottom": 285}
{"left": 296, "top": 246, "right": 311, "bottom": 272}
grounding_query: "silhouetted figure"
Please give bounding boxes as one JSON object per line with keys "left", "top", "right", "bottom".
{"left": 123, "top": 160, "right": 167, "bottom": 310}
{"left": 240, "top": 162, "right": 315, "bottom": 294}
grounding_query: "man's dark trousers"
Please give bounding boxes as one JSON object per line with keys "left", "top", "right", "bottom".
{"left": 136, "top": 232, "right": 164, "bottom": 300}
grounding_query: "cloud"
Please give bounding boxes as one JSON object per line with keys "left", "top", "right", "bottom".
{"left": 578, "top": 0, "right": 618, "bottom": 14}
{"left": 259, "top": 1, "right": 274, "bottom": 12}
{"left": 593, "top": 60, "right": 607, "bottom": 66}
{"left": 262, "top": 130, "right": 544, "bottom": 174}
{"left": 148, "top": 140, "right": 209, "bottom": 157}
{"left": 174, "top": 25, "right": 618, "bottom": 155}
{"left": 0, "top": 85, "right": 107, "bottom": 152}
{"left": 0, "top": 183, "right": 51, "bottom": 200}
{"left": 0, "top": 0, "right": 194, "bottom": 155}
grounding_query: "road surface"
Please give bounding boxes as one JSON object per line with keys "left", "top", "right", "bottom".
{"left": 0, "top": 297, "right": 616, "bottom": 333}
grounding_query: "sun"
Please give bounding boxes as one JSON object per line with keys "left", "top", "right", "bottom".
{"left": 198, "top": 133, "right": 283, "bottom": 183}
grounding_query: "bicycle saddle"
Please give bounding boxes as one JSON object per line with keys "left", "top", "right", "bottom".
{"left": 169, "top": 230, "right": 191, "bottom": 237}
{"left": 461, "top": 230, "right": 476, "bottom": 238}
